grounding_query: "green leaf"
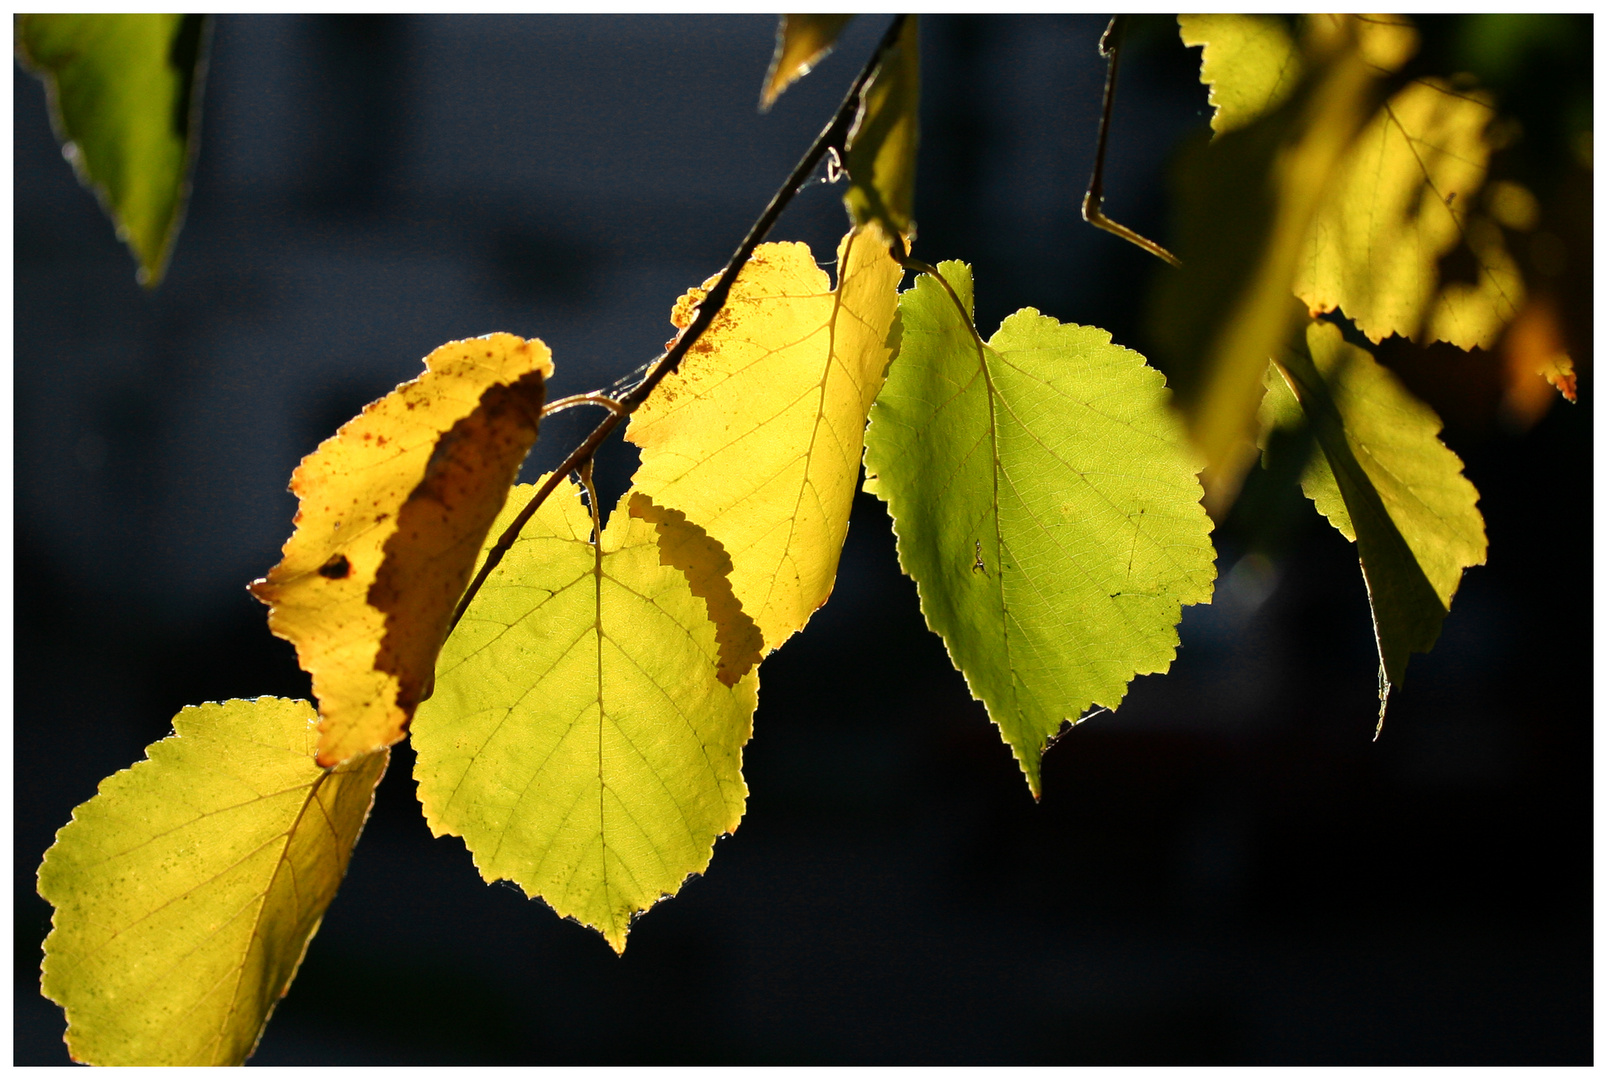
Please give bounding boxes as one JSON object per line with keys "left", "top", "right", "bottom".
{"left": 411, "top": 481, "right": 759, "bottom": 953}
{"left": 760, "top": 14, "right": 853, "bottom": 111}
{"left": 38, "top": 698, "right": 387, "bottom": 1066}
{"left": 862, "top": 263, "right": 1216, "bottom": 796}
{"left": 1268, "top": 320, "right": 1487, "bottom": 730}
{"left": 16, "top": 13, "right": 209, "bottom": 287}
{"left": 1178, "top": 14, "right": 1301, "bottom": 134}
{"left": 843, "top": 14, "right": 918, "bottom": 239}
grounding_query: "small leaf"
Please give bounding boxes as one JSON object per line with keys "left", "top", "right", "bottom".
{"left": 843, "top": 14, "right": 919, "bottom": 239}
{"left": 412, "top": 480, "right": 757, "bottom": 953}
{"left": 1269, "top": 320, "right": 1487, "bottom": 728}
{"left": 626, "top": 227, "right": 902, "bottom": 652}
{"left": 760, "top": 14, "right": 853, "bottom": 111}
{"left": 250, "top": 333, "right": 551, "bottom": 766}
{"left": 16, "top": 13, "right": 209, "bottom": 287}
{"left": 1152, "top": 20, "right": 1384, "bottom": 511}
{"left": 38, "top": 698, "right": 387, "bottom": 1066}
{"left": 863, "top": 263, "right": 1216, "bottom": 796}
{"left": 1178, "top": 14, "right": 1301, "bottom": 134}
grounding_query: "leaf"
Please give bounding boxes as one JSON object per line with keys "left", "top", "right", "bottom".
{"left": 1267, "top": 320, "right": 1486, "bottom": 729}
{"left": 38, "top": 698, "right": 387, "bottom": 1066}
{"left": 1178, "top": 14, "right": 1302, "bottom": 134}
{"left": 1151, "top": 23, "right": 1384, "bottom": 511}
{"left": 16, "top": 13, "right": 209, "bottom": 287}
{"left": 626, "top": 227, "right": 902, "bottom": 652}
{"left": 250, "top": 333, "right": 551, "bottom": 767}
{"left": 411, "top": 480, "right": 759, "bottom": 953}
{"left": 760, "top": 14, "right": 854, "bottom": 111}
{"left": 843, "top": 14, "right": 919, "bottom": 239}
{"left": 862, "top": 262, "right": 1216, "bottom": 796}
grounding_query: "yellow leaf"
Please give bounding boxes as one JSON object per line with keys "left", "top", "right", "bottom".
{"left": 760, "top": 14, "right": 853, "bottom": 111}
{"left": 1178, "top": 14, "right": 1302, "bottom": 134}
{"left": 626, "top": 227, "right": 902, "bottom": 651}
{"left": 844, "top": 15, "right": 919, "bottom": 239}
{"left": 250, "top": 333, "right": 552, "bottom": 766}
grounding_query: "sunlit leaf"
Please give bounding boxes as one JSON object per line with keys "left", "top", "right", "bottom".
{"left": 1265, "top": 320, "right": 1486, "bottom": 729}
{"left": 38, "top": 698, "right": 386, "bottom": 1066}
{"left": 843, "top": 14, "right": 919, "bottom": 239}
{"left": 1178, "top": 14, "right": 1300, "bottom": 134}
{"left": 863, "top": 262, "right": 1216, "bottom": 796}
{"left": 16, "top": 13, "right": 208, "bottom": 287}
{"left": 1152, "top": 22, "right": 1383, "bottom": 511}
{"left": 760, "top": 14, "right": 853, "bottom": 111}
{"left": 250, "top": 333, "right": 551, "bottom": 766}
{"left": 626, "top": 228, "right": 902, "bottom": 652}
{"left": 412, "top": 481, "right": 759, "bottom": 953}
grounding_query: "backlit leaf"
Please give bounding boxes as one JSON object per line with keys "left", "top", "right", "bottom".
{"left": 38, "top": 698, "right": 386, "bottom": 1066}
{"left": 863, "top": 263, "right": 1216, "bottom": 796}
{"left": 1266, "top": 320, "right": 1486, "bottom": 728}
{"left": 16, "top": 13, "right": 208, "bottom": 286}
{"left": 250, "top": 333, "right": 551, "bottom": 767}
{"left": 411, "top": 481, "right": 759, "bottom": 953}
{"left": 626, "top": 228, "right": 902, "bottom": 652}
{"left": 843, "top": 14, "right": 919, "bottom": 239}
{"left": 760, "top": 14, "right": 853, "bottom": 111}
{"left": 1178, "top": 14, "right": 1300, "bottom": 134}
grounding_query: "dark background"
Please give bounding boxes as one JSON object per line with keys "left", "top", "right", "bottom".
{"left": 14, "top": 15, "right": 1592, "bottom": 1064}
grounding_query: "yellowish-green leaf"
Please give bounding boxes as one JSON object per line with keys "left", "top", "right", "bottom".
{"left": 863, "top": 262, "right": 1216, "bottom": 796}
{"left": 1152, "top": 21, "right": 1383, "bottom": 512}
{"left": 844, "top": 14, "right": 919, "bottom": 239}
{"left": 760, "top": 14, "right": 854, "bottom": 111}
{"left": 411, "top": 481, "right": 759, "bottom": 953}
{"left": 1268, "top": 320, "right": 1486, "bottom": 728}
{"left": 16, "top": 14, "right": 208, "bottom": 287}
{"left": 626, "top": 227, "right": 902, "bottom": 652}
{"left": 1178, "top": 14, "right": 1301, "bottom": 134}
{"left": 38, "top": 698, "right": 387, "bottom": 1066}
{"left": 250, "top": 333, "right": 551, "bottom": 767}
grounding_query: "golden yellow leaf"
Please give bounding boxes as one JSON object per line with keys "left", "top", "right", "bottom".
{"left": 251, "top": 333, "right": 552, "bottom": 766}
{"left": 626, "top": 227, "right": 902, "bottom": 652}
{"left": 760, "top": 14, "right": 853, "bottom": 111}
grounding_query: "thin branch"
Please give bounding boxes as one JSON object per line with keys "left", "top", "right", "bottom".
{"left": 448, "top": 14, "right": 911, "bottom": 634}
{"left": 1082, "top": 15, "right": 1182, "bottom": 268}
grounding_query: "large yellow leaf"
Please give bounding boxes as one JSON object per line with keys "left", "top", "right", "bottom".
{"left": 38, "top": 698, "right": 387, "bottom": 1065}
{"left": 250, "top": 333, "right": 551, "bottom": 766}
{"left": 412, "top": 481, "right": 759, "bottom": 953}
{"left": 626, "top": 227, "right": 902, "bottom": 651}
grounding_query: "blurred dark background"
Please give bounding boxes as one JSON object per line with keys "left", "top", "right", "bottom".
{"left": 14, "top": 15, "right": 1591, "bottom": 1064}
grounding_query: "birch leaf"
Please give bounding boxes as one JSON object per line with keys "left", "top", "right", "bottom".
{"left": 250, "top": 333, "right": 551, "bottom": 767}
{"left": 863, "top": 263, "right": 1216, "bottom": 796}
{"left": 411, "top": 481, "right": 759, "bottom": 953}
{"left": 1268, "top": 320, "right": 1486, "bottom": 728}
{"left": 16, "top": 13, "right": 208, "bottom": 286}
{"left": 1178, "top": 14, "right": 1301, "bottom": 134}
{"left": 844, "top": 14, "right": 919, "bottom": 238}
{"left": 38, "top": 698, "right": 387, "bottom": 1066}
{"left": 760, "top": 14, "right": 853, "bottom": 111}
{"left": 626, "top": 227, "right": 902, "bottom": 652}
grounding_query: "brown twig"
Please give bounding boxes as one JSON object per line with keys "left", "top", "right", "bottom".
{"left": 1082, "top": 16, "right": 1182, "bottom": 268}
{"left": 448, "top": 14, "right": 911, "bottom": 633}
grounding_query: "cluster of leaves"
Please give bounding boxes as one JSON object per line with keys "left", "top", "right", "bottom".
{"left": 27, "top": 13, "right": 1582, "bottom": 1065}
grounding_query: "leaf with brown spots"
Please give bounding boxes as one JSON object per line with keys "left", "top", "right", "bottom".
{"left": 250, "top": 333, "right": 552, "bottom": 766}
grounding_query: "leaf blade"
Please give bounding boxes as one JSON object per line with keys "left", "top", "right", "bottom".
{"left": 843, "top": 15, "right": 919, "bottom": 239}
{"left": 38, "top": 698, "right": 386, "bottom": 1066}
{"left": 760, "top": 14, "right": 854, "bottom": 111}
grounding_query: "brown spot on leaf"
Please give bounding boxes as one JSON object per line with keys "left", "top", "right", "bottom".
{"left": 318, "top": 554, "right": 352, "bottom": 579}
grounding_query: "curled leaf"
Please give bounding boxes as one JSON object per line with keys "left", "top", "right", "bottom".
{"left": 412, "top": 480, "right": 757, "bottom": 953}
{"left": 761, "top": 14, "right": 854, "bottom": 111}
{"left": 251, "top": 333, "right": 551, "bottom": 766}
{"left": 844, "top": 14, "right": 919, "bottom": 239}
{"left": 38, "top": 698, "right": 386, "bottom": 1065}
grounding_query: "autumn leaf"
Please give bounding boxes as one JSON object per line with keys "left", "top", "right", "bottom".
{"left": 760, "top": 14, "right": 853, "bottom": 111}
{"left": 16, "top": 13, "right": 209, "bottom": 286}
{"left": 1262, "top": 320, "right": 1486, "bottom": 729}
{"left": 1178, "top": 14, "right": 1301, "bottom": 134}
{"left": 843, "top": 14, "right": 919, "bottom": 239}
{"left": 626, "top": 227, "right": 902, "bottom": 652}
{"left": 1152, "top": 20, "right": 1383, "bottom": 512}
{"left": 250, "top": 333, "right": 551, "bottom": 767}
{"left": 411, "top": 480, "right": 758, "bottom": 953}
{"left": 38, "top": 698, "right": 386, "bottom": 1066}
{"left": 863, "top": 262, "right": 1216, "bottom": 796}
